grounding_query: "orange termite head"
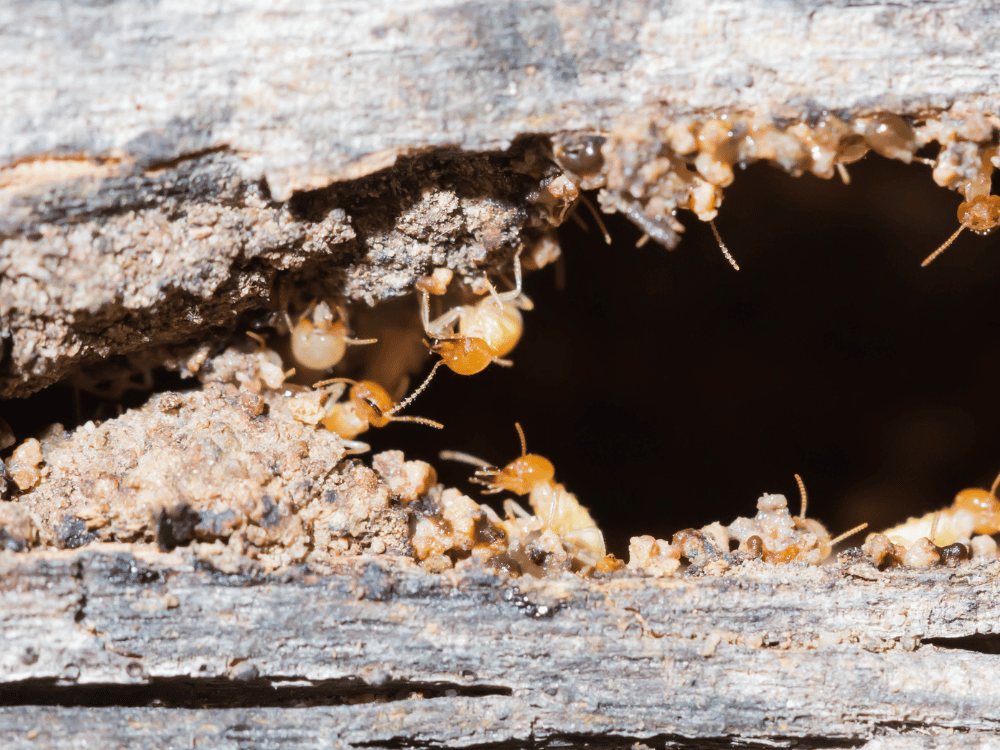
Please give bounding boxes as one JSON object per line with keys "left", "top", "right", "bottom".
{"left": 316, "top": 377, "right": 443, "bottom": 438}
{"left": 961, "top": 195, "right": 1000, "bottom": 235}
{"left": 953, "top": 471, "right": 1000, "bottom": 535}
{"left": 491, "top": 455, "right": 556, "bottom": 495}
{"left": 292, "top": 303, "right": 348, "bottom": 370}
{"left": 464, "top": 422, "right": 555, "bottom": 495}
{"left": 431, "top": 336, "right": 496, "bottom": 375}
{"left": 349, "top": 381, "right": 395, "bottom": 428}
{"left": 922, "top": 195, "right": 1000, "bottom": 266}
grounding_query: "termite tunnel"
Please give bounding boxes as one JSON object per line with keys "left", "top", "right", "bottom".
{"left": 6, "top": 155, "right": 1000, "bottom": 559}
{"left": 396, "top": 154, "right": 1000, "bottom": 556}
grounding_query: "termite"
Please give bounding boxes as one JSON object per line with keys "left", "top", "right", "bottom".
{"left": 288, "top": 300, "right": 377, "bottom": 371}
{"left": 879, "top": 471, "right": 1000, "bottom": 548}
{"left": 313, "top": 370, "right": 443, "bottom": 446}
{"left": 441, "top": 423, "right": 606, "bottom": 568}
{"left": 921, "top": 195, "right": 1000, "bottom": 266}
{"left": 414, "top": 252, "right": 531, "bottom": 391}
{"left": 737, "top": 475, "right": 867, "bottom": 564}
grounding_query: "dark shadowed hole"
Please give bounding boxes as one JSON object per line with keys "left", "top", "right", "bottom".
{"left": 381, "top": 156, "right": 1000, "bottom": 558}
{"left": 922, "top": 634, "right": 1000, "bottom": 654}
{"left": 0, "top": 677, "right": 510, "bottom": 708}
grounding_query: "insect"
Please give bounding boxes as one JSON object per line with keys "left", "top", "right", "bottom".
{"left": 735, "top": 475, "right": 867, "bottom": 564}
{"left": 786, "top": 474, "right": 867, "bottom": 561}
{"left": 921, "top": 194, "right": 1000, "bottom": 266}
{"left": 879, "top": 470, "right": 1000, "bottom": 548}
{"left": 440, "top": 423, "right": 606, "bottom": 568}
{"left": 288, "top": 300, "right": 377, "bottom": 371}
{"left": 313, "top": 375, "right": 443, "bottom": 445}
{"left": 419, "top": 251, "right": 531, "bottom": 377}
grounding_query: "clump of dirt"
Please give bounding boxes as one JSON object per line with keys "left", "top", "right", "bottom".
{"left": 0, "top": 347, "right": 442, "bottom": 573}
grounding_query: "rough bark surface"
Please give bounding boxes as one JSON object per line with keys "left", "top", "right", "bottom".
{"left": 4, "top": 2, "right": 1000, "bottom": 747}
{"left": 3, "top": 0, "right": 999, "bottom": 397}
{"left": 4, "top": 0, "right": 999, "bottom": 187}
{"left": 2, "top": 549, "right": 1000, "bottom": 749}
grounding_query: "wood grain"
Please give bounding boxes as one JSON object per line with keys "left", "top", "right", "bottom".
{"left": 1, "top": 548, "right": 998, "bottom": 747}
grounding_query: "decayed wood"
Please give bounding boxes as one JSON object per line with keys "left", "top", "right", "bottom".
{"left": 4, "top": 2, "right": 1000, "bottom": 747}
{"left": 2, "top": 548, "right": 1000, "bottom": 748}
{"left": 5, "top": 0, "right": 1000, "bottom": 191}
{"left": 3, "top": 0, "right": 999, "bottom": 396}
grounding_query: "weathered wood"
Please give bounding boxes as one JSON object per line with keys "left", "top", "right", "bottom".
{"left": 4, "top": 2, "right": 1000, "bottom": 746}
{"left": 3, "top": 0, "right": 999, "bottom": 396}
{"left": 2, "top": 548, "right": 1000, "bottom": 747}
{"left": 4, "top": 0, "right": 999, "bottom": 192}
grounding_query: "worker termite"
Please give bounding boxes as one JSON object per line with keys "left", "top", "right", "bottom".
{"left": 878, "top": 471, "right": 1000, "bottom": 549}
{"left": 419, "top": 251, "right": 531, "bottom": 377}
{"left": 310, "top": 373, "right": 443, "bottom": 452}
{"left": 921, "top": 194, "right": 1000, "bottom": 266}
{"left": 288, "top": 300, "right": 377, "bottom": 372}
{"left": 441, "top": 423, "right": 606, "bottom": 569}
{"left": 784, "top": 474, "right": 868, "bottom": 562}
{"left": 727, "top": 475, "right": 867, "bottom": 564}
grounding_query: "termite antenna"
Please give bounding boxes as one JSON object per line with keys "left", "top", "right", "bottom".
{"left": 929, "top": 511, "right": 941, "bottom": 546}
{"left": 579, "top": 194, "right": 612, "bottom": 245}
{"left": 387, "top": 360, "right": 443, "bottom": 416}
{"left": 835, "top": 163, "right": 851, "bottom": 185}
{"left": 389, "top": 415, "right": 444, "bottom": 429}
{"left": 514, "top": 422, "right": 527, "bottom": 457}
{"left": 511, "top": 248, "right": 524, "bottom": 295}
{"left": 828, "top": 522, "right": 869, "bottom": 547}
{"left": 709, "top": 220, "right": 740, "bottom": 271}
{"left": 990, "top": 471, "right": 1000, "bottom": 499}
{"left": 439, "top": 450, "right": 494, "bottom": 469}
{"left": 338, "top": 303, "right": 379, "bottom": 346}
{"left": 922, "top": 224, "right": 966, "bottom": 266}
{"left": 246, "top": 331, "right": 268, "bottom": 348}
{"left": 313, "top": 377, "right": 357, "bottom": 389}
{"left": 794, "top": 473, "right": 808, "bottom": 519}
{"left": 484, "top": 276, "right": 504, "bottom": 309}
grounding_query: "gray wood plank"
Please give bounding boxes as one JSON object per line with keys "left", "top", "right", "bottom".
{"left": 2, "top": 549, "right": 1000, "bottom": 746}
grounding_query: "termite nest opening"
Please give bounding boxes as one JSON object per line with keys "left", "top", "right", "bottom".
{"left": 3, "top": 107, "right": 1000, "bottom": 579}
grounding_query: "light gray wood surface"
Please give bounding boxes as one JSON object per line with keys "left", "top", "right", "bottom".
{"left": 4, "top": 1, "right": 999, "bottom": 193}
{"left": 3, "top": 3, "right": 1000, "bottom": 746}
{"left": 2, "top": 548, "right": 999, "bottom": 747}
